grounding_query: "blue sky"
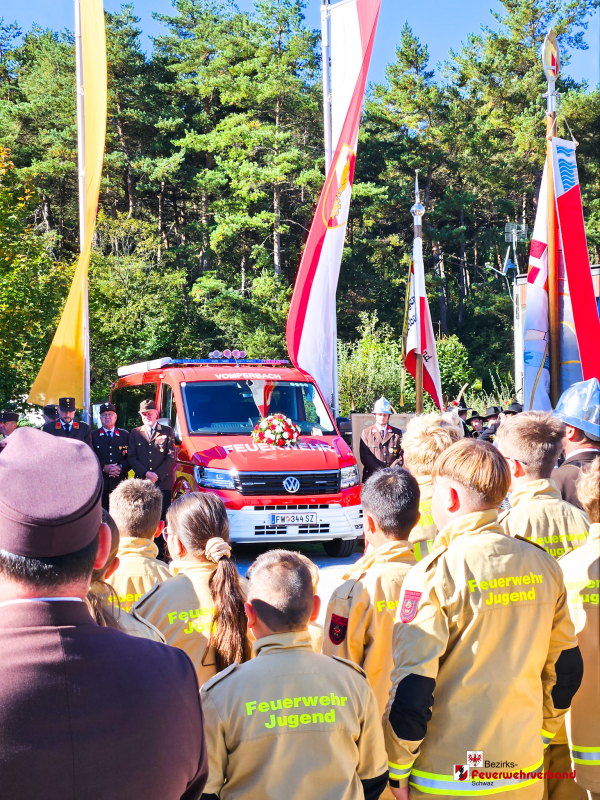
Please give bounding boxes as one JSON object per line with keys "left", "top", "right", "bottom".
{"left": 9, "top": 0, "right": 600, "bottom": 87}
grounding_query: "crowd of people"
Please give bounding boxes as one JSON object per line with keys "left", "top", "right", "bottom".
{"left": 0, "top": 378, "right": 598, "bottom": 800}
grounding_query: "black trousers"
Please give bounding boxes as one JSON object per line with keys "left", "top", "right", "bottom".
{"left": 156, "top": 489, "right": 172, "bottom": 562}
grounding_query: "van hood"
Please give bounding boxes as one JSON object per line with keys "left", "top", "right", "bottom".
{"left": 189, "top": 434, "right": 353, "bottom": 471}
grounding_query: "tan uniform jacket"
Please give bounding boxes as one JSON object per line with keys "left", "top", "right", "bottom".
{"left": 201, "top": 630, "right": 388, "bottom": 800}
{"left": 360, "top": 424, "right": 403, "bottom": 481}
{"left": 90, "top": 581, "right": 166, "bottom": 643}
{"left": 383, "top": 510, "right": 582, "bottom": 799}
{"left": 323, "top": 539, "right": 416, "bottom": 717}
{"left": 559, "top": 523, "right": 600, "bottom": 792}
{"left": 499, "top": 479, "right": 589, "bottom": 558}
{"left": 132, "top": 559, "right": 248, "bottom": 687}
{"left": 409, "top": 475, "right": 438, "bottom": 562}
{"left": 107, "top": 537, "right": 171, "bottom": 611}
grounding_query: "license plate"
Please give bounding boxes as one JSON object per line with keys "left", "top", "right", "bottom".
{"left": 270, "top": 513, "right": 317, "bottom": 525}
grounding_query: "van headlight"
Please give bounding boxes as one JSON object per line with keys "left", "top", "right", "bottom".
{"left": 194, "top": 466, "right": 237, "bottom": 490}
{"left": 340, "top": 465, "right": 360, "bottom": 489}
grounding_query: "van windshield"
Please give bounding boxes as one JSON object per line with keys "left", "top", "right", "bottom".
{"left": 181, "top": 380, "right": 336, "bottom": 435}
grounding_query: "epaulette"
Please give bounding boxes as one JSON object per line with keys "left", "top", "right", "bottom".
{"left": 414, "top": 545, "right": 447, "bottom": 572}
{"left": 514, "top": 534, "right": 551, "bottom": 554}
{"left": 127, "top": 608, "right": 167, "bottom": 643}
{"left": 330, "top": 655, "right": 368, "bottom": 679}
{"left": 131, "top": 580, "right": 162, "bottom": 609}
{"left": 202, "top": 663, "right": 238, "bottom": 691}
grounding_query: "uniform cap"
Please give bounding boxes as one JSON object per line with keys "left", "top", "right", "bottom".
{"left": 484, "top": 406, "right": 501, "bottom": 418}
{"left": 553, "top": 378, "right": 600, "bottom": 442}
{"left": 0, "top": 427, "right": 102, "bottom": 557}
{"left": 467, "top": 412, "right": 483, "bottom": 422}
{"left": 449, "top": 400, "right": 471, "bottom": 413}
{"left": 99, "top": 402, "right": 116, "bottom": 414}
{"left": 139, "top": 399, "right": 157, "bottom": 412}
{"left": 42, "top": 404, "right": 59, "bottom": 419}
{"left": 0, "top": 410, "right": 19, "bottom": 423}
{"left": 504, "top": 401, "right": 523, "bottom": 415}
{"left": 373, "top": 397, "right": 393, "bottom": 414}
{"left": 58, "top": 397, "right": 76, "bottom": 412}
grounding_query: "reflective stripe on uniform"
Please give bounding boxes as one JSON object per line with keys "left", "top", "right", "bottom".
{"left": 408, "top": 760, "right": 544, "bottom": 795}
{"left": 541, "top": 729, "right": 555, "bottom": 746}
{"left": 388, "top": 760, "right": 414, "bottom": 780}
{"left": 413, "top": 540, "right": 434, "bottom": 562}
{"left": 572, "top": 746, "right": 600, "bottom": 764}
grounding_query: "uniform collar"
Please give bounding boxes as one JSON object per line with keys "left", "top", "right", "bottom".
{"left": 252, "top": 629, "right": 313, "bottom": 658}
{"left": 509, "top": 478, "right": 560, "bottom": 507}
{"left": 343, "top": 538, "right": 414, "bottom": 580}
{"left": 415, "top": 474, "right": 433, "bottom": 489}
{"left": 587, "top": 523, "right": 600, "bottom": 543}
{"left": 563, "top": 447, "right": 600, "bottom": 463}
{"left": 117, "top": 536, "right": 160, "bottom": 559}
{"left": 103, "top": 427, "right": 115, "bottom": 435}
{"left": 0, "top": 599, "right": 96, "bottom": 629}
{"left": 169, "top": 558, "right": 217, "bottom": 578}
{"left": 435, "top": 509, "right": 502, "bottom": 548}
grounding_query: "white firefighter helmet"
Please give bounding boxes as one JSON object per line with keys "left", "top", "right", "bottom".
{"left": 373, "top": 397, "right": 393, "bottom": 415}
{"left": 553, "top": 378, "right": 600, "bottom": 441}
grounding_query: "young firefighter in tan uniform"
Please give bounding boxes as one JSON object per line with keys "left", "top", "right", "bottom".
{"left": 200, "top": 550, "right": 389, "bottom": 800}
{"left": 87, "top": 509, "right": 166, "bottom": 642}
{"left": 132, "top": 492, "right": 250, "bottom": 685}
{"left": 402, "top": 413, "right": 461, "bottom": 562}
{"left": 559, "top": 457, "right": 600, "bottom": 800}
{"left": 383, "top": 440, "right": 583, "bottom": 800}
{"left": 323, "top": 467, "right": 418, "bottom": 717}
{"left": 496, "top": 412, "right": 589, "bottom": 558}
{"left": 107, "top": 479, "right": 171, "bottom": 610}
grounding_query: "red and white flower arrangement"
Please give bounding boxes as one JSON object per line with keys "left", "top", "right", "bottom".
{"left": 252, "top": 413, "right": 301, "bottom": 448}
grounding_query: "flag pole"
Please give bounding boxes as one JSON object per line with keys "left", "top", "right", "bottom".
{"left": 75, "top": 0, "right": 91, "bottom": 423}
{"left": 321, "top": 0, "right": 339, "bottom": 418}
{"left": 411, "top": 171, "right": 425, "bottom": 413}
{"left": 542, "top": 29, "right": 560, "bottom": 407}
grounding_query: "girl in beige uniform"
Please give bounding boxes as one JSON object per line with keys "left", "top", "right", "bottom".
{"left": 132, "top": 493, "right": 251, "bottom": 685}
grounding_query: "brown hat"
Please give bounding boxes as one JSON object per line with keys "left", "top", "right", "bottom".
{"left": 99, "top": 402, "right": 116, "bottom": 414}
{"left": 0, "top": 427, "right": 102, "bottom": 557}
{"left": 42, "top": 404, "right": 59, "bottom": 419}
{"left": 0, "top": 410, "right": 19, "bottom": 423}
{"left": 139, "top": 399, "right": 157, "bottom": 412}
{"left": 59, "top": 397, "right": 77, "bottom": 412}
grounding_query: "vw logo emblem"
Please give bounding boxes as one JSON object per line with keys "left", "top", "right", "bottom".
{"left": 283, "top": 476, "right": 300, "bottom": 493}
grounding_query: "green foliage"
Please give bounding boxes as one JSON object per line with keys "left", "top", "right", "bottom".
{"left": 0, "top": 0, "right": 598, "bottom": 407}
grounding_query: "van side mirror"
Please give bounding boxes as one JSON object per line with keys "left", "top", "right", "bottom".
{"left": 336, "top": 417, "right": 351, "bottom": 433}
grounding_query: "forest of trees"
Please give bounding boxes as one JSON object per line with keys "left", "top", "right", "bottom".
{"left": 0, "top": 0, "right": 598, "bottom": 411}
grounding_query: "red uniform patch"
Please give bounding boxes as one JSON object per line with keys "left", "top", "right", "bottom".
{"left": 400, "top": 590, "right": 422, "bottom": 623}
{"left": 55, "top": 422, "right": 61, "bottom": 429}
{"left": 328, "top": 614, "right": 348, "bottom": 645}
{"left": 73, "top": 421, "right": 79, "bottom": 429}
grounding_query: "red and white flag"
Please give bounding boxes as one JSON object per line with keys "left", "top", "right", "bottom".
{"left": 405, "top": 236, "right": 443, "bottom": 409}
{"left": 286, "top": 0, "right": 380, "bottom": 404}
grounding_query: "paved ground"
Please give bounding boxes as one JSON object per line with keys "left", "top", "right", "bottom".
{"left": 232, "top": 540, "right": 363, "bottom": 626}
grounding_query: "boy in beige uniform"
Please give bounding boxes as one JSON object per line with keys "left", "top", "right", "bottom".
{"left": 402, "top": 413, "right": 461, "bottom": 561}
{"left": 496, "top": 413, "right": 589, "bottom": 558}
{"left": 559, "top": 458, "right": 600, "bottom": 800}
{"left": 323, "top": 468, "right": 418, "bottom": 716}
{"left": 107, "top": 479, "right": 171, "bottom": 610}
{"left": 201, "top": 550, "right": 389, "bottom": 800}
{"left": 384, "top": 440, "right": 583, "bottom": 800}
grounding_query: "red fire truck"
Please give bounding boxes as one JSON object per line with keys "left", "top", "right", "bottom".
{"left": 111, "top": 356, "right": 361, "bottom": 557}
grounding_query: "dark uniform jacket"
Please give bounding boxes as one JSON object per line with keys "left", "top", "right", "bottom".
{"left": 42, "top": 419, "right": 92, "bottom": 447}
{"left": 478, "top": 420, "right": 500, "bottom": 443}
{"left": 128, "top": 423, "right": 176, "bottom": 491}
{"left": 359, "top": 424, "right": 403, "bottom": 482}
{"left": 553, "top": 449, "right": 600, "bottom": 510}
{"left": 0, "top": 600, "right": 208, "bottom": 800}
{"left": 91, "top": 427, "right": 130, "bottom": 493}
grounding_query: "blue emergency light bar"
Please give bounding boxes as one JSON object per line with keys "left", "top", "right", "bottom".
{"left": 171, "top": 359, "right": 290, "bottom": 365}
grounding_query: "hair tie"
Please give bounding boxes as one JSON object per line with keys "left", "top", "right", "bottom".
{"left": 205, "top": 537, "right": 232, "bottom": 563}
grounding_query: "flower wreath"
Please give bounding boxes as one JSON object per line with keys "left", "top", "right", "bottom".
{"left": 252, "top": 413, "right": 301, "bottom": 448}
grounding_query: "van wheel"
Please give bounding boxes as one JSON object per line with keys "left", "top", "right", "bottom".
{"left": 323, "top": 539, "right": 356, "bottom": 558}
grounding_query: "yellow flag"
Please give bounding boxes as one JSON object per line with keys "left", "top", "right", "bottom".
{"left": 28, "top": 0, "right": 106, "bottom": 407}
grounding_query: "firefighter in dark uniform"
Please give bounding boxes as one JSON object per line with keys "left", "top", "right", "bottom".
{"left": 91, "top": 402, "right": 130, "bottom": 510}
{"left": 466, "top": 410, "right": 484, "bottom": 438}
{"left": 359, "top": 397, "right": 403, "bottom": 482}
{"left": 0, "top": 410, "right": 19, "bottom": 452}
{"left": 40, "top": 405, "right": 59, "bottom": 427}
{"left": 448, "top": 400, "right": 473, "bottom": 438}
{"left": 127, "top": 399, "right": 175, "bottom": 520}
{"left": 42, "top": 397, "right": 92, "bottom": 446}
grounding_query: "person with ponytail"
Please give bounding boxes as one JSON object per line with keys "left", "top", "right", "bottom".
{"left": 131, "top": 492, "right": 251, "bottom": 684}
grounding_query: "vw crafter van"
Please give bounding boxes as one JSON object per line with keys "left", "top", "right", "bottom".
{"left": 111, "top": 355, "right": 361, "bottom": 557}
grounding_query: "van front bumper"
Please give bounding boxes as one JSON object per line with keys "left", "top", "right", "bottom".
{"left": 225, "top": 503, "right": 362, "bottom": 544}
